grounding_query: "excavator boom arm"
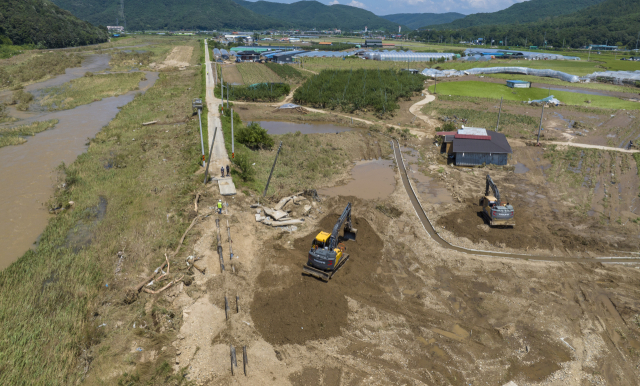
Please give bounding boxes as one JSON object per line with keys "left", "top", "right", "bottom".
{"left": 328, "top": 203, "right": 352, "bottom": 249}
{"left": 485, "top": 174, "right": 500, "bottom": 203}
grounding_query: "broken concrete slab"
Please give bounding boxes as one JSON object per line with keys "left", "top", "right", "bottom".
{"left": 217, "top": 177, "right": 236, "bottom": 196}
{"left": 255, "top": 214, "right": 267, "bottom": 222}
{"left": 264, "top": 207, "right": 288, "bottom": 220}
{"left": 303, "top": 205, "right": 312, "bottom": 215}
{"left": 270, "top": 219, "right": 304, "bottom": 226}
{"left": 274, "top": 197, "right": 291, "bottom": 211}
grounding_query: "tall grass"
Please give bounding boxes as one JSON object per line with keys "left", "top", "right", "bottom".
{"left": 0, "top": 52, "right": 82, "bottom": 89}
{"left": 264, "top": 62, "right": 306, "bottom": 82}
{"left": 39, "top": 72, "right": 145, "bottom": 111}
{"left": 236, "top": 63, "right": 283, "bottom": 84}
{"left": 0, "top": 49, "right": 203, "bottom": 384}
{"left": 0, "top": 119, "right": 58, "bottom": 148}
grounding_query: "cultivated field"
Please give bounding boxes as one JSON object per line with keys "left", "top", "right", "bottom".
{"left": 237, "top": 62, "right": 283, "bottom": 84}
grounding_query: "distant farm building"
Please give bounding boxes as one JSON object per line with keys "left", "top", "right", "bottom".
{"left": 107, "top": 26, "right": 124, "bottom": 33}
{"left": 365, "top": 39, "right": 383, "bottom": 48}
{"left": 271, "top": 51, "right": 307, "bottom": 63}
{"left": 506, "top": 80, "right": 531, "bottom": 88}
{"left": 235, "top": 51, "right": 260, "bottom": 62}
{"left": 437, "top": 127, "right": 512, "bottom": 166}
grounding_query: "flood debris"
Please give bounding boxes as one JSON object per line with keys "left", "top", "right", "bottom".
{"left": 253, "top": 193, "right": 310, "bottom": 228}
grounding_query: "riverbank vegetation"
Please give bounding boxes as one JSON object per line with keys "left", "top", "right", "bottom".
{"left": 0, "top": 42, "right": 204, "bottom": 384}
{"left": 39, "top": 72, "right": 147, "bottom": 111}
{"left": 294, "top": 69, "right": 424, "bottom": 114}
{"left": 0, "top": 119, "right": 58, "bottom": 148}
{"left": 0, "top": 52, "right": 82, "bottom": 90}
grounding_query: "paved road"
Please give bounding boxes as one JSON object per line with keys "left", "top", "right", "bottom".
{"left": 204, "top": 40, "right": 230, "bottom": 177}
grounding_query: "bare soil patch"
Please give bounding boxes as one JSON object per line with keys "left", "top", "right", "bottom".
{"left": 252, "top": 211, "right": 383, "bottom": 345}
{"left": 161, "top": 45, "right": 193, "bottom": 68}
{"left": 221, "top": 64, "right": 244, "bottom": 85}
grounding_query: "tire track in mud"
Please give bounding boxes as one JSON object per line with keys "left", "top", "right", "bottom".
{"left": 390, "top": 138, "right": 640, "bottom": 264}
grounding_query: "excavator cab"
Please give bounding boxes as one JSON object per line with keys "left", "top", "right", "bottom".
{"left": 482, "top": 175, "right": 515, "bottom": 227}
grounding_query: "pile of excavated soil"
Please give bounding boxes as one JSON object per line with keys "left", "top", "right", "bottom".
{"left": 251, "top": 212, "right": 383, "bottom": 345}
{"left": 436, "top": 198, "right": 616, "bottom": 252}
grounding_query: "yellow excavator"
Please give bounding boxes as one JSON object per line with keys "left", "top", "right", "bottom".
{"left": 304, "top": 203, "right": 357, "bottom": 281}
{"left": 481, "top": 174, "right": 515, "bottom": 227}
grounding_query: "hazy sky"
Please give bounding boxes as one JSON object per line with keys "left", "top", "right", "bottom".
{"left": 248, "top": 0, "right": 529, "bottom": 16}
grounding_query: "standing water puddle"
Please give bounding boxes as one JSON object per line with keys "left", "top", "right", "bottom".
{"left": 0, "top": 67, "right": 158, "bottom": 269}
{"left": 318, "top": 159, "right": 395, "bottom": 200}
{"left": 514, "top": 162, "right": 530, "bottom": 174}
{"left": 258, "top": 121, "right": 353, "bottom": 135}
{"left": 402, "top": 146, "right": 454, "bottom": 206}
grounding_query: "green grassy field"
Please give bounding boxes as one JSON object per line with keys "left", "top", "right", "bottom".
{"left": 39, "top": 72, "right": 146, "bottom": 111}
{"left": 481, "top": 73, "right": 638, "bottom": 93}
{"left": 429, "top": 81, "right": 640, "bottom": 110}
{"left": 0, "top": 38, "right": 203, "bottom": 385}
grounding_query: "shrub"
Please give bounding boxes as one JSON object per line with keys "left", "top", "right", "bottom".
{"left": 232, "top": 152, "right": 255, "bottom": 181}
{"left": 236, "top": 122, "right": 274, "bottom": 150}
{"left": 228, "top": 82, "right": 290, "bottom": 102}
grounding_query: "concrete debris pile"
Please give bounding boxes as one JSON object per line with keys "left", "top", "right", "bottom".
{"left": 252, "top": 193, "right": 315, "bottom": 227}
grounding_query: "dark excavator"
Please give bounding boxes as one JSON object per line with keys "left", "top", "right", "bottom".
{"left": 304, "top": 203, "right": 357, "bottom": 281}
{"left": 480, "top": 174, "right": 515, "bottom": 227}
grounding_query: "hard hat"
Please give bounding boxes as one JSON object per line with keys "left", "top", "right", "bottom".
{"left": 219, "top": 199, "right": 222, "bottom": 202}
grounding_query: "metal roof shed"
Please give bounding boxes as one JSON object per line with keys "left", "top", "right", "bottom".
{"left": 452, "top": 130, "right": 512, "bottom": 166}
{"left": 506, "top": 80, "right": 531, "bottom": 88}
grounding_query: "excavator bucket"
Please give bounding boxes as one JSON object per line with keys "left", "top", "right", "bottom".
{"left": 343, "top": 227, "right": 357, "bottom": 241}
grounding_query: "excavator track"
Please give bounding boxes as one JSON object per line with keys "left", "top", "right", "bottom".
{"left": 303, "top": 254, "right": 350, "bottom": 282}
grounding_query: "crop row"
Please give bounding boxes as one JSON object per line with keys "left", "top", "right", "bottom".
{"left": 293, "top": 69, "right": 424, "bottom": 113}
{"left": 228, "top": 82, "right": 290, "bottom": 102}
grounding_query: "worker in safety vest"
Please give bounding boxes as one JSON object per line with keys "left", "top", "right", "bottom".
{"left": 221, "top": 166, "right": 225, "bottom": 177}
{"left": 217, "top": 199, "right": 222, "bottom": 214}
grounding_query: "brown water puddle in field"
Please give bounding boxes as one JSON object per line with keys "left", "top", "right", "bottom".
{"left": 258, "top": 121, "right": 353, "bottom": 135}
{"left": 402, "top": 147, "right": 454, "bottom": 206}
{"left": 318, "top": 159, "right": 396, "bottom": 200}
{"left": 0, "top": 68, "right": 158, "bottom": 270}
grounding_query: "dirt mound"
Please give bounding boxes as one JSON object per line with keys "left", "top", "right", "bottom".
{"left": 436, "top": 198, "right": 622, "bottom": 253}
{"left": 251, "top": 212, "right": 383, "bottom": 345}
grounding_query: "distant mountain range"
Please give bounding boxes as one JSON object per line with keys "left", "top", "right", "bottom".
{"left": 52, "top": 0, "right": 404, "bottom": 32}
{"left": 381, "top": 13, "right": 464, "bottom": 30}
{"left": 51, "top": 0, "right": 288, "bottom": 31}
{"left": 412, "top": 0, "right": 640, "bottom": 49}
{"left": 425, "top": 0, "right": 606, "bottom": 29}
{"left": 233, "top": 0, "right": 404, "bottom": 31}
{"left": 0, "top": 0, "right": 108, "bottom": 48}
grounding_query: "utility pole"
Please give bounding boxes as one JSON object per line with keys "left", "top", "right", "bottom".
{"left": 193, "top": 98, "right": 205, "bottom": 167}
{"left": 434, "top": 76, "right": 437, "bottom": 94}
{"left": 231, "top": 108, "right": 234, "bottom": 158}
{"left": 263, "top": 141, "right": 283, "bottom": 197}
{"left": 588, "top": 47, "right": 591, "bottom": 61}
{"left": 203, "top": 127, "right": 218, "bottom": 183}
{"left": 636, "top": 31, "right": 639, "bottom": 51}
{"left": 537, "top": 104, "right": 545, "bottom": 145}
{"left": 495, "top": 97, "right": 503, "bottom": 131}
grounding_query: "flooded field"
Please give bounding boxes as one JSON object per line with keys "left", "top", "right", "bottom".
{"left": 0, "top": 59, "right": 158, "bottom": 269}
{"left": 258, "top": 120, "right": 353, "bottom": 135}
{"left": 318, "top": 159, "right": 396, "bottom": 200}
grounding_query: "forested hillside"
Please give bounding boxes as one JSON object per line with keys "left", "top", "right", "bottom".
{"left": 232, "top": 0, "right": 403, "bottom": 31}
{"left": 52, "top": 0, "right": 287, "bottom": 31}
{"left": 411, "top": 0, "right": 640, "bottom": 49}
{"left": 382, "top": 12, "right": 464, "bottom": 30}
{"left": 0, "top": 0, "right": 108, "bottom": 48}
{"left": 425, "top": 0, "right": 605, "bottom": 29}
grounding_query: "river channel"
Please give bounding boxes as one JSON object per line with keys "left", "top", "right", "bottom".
{"left": 0, "top": 55, "right": 158, "bottom": 269}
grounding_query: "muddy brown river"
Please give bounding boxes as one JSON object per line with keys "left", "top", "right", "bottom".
{"left": 0, "top": 57, "right": 158, "bottom": 269}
